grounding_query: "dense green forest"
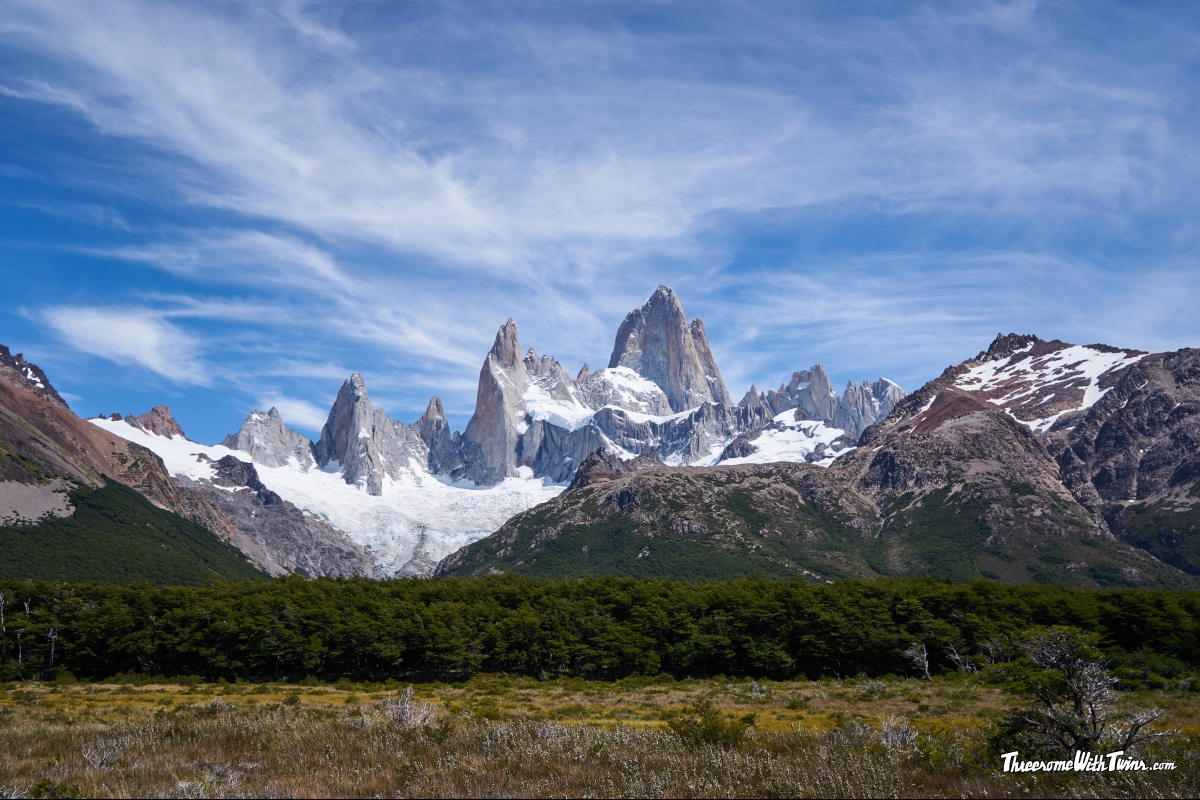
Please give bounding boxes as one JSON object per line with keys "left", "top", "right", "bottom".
{"left": 1, "top": 576, "right": 1196, "bottom": 684}
{"left": 0, "top": 481, "right": 266, "bottom": 585}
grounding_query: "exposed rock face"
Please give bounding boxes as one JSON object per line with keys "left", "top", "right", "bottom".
{"left": 738, "top": 383, "right": 770, "bottom": 415}
{"left": 445, "top": 288, "right": 783, "bottom": 484}
{"left": 1036, "top": 348, "right": 1200, "bottom": 575}
{"left": 439, "top": 335, "right": 1198, "bottom": 588}
{"left": 414, "top": 397, "right": 465, "bottom": 478}
{"left": 221, "top": 407, "right": 315, "bottom": 469}
{"left": 0, "top": 344, "right": 69, "bottom": 410}
{"left": 462, "top": 320, "right": 530, "bottom": 483}
{"left": 186, "top": 455, "right": 377, "bottom": 577}
{"left": 758, "top": 367, "right": 907, "bottom": 439}
{"left": 1053, "top": 348, "right": 1200, "bottom": 505}
{"left": 764, "top": 365, "right": 837, "bottom": 421}
{"left": 608, "top": 285, "right": 731, "bottom": 412}
{"left": 567, "top": 448, "right": 664, "bottom": 490}
{"left": 126, "top": 406, "right": 190, "bottom": 440}
{"left": 314, "top": 374, "right": 428, "bottom": 495}
{"left": 833, "top": 378, "right": 908, "bottom": 438}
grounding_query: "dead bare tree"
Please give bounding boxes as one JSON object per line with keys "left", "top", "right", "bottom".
{"left": 46, "top": 627, "right": 58, "bottom": 670}
{"left": 945, "top": 644, "right": 976, "bottom": 673}
{"left": 1007, "top": 626, "right": 1174, "bottom": 755}
{"left": 382, "top": 686, "right": 436, "bottom": 729}
{"left": 81, "top": 739, "right": 122, "bottom": 770}
{"left": 902, "top": 643, "right": 931, "bottom": 681}
{"left": 980, "top": 638, "right": 1007, "bottom": 665}
{"left": 14, "top": 628, "right": 24, "bottom": 680}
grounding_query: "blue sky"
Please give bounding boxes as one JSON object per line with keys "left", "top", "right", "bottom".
{"left": 2, "top": 0, "right": 1198, "bottom": 443}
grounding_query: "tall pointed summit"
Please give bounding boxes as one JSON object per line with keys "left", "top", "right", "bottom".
{"left": 608, "top": 285, "right": 732, "bottom": 412}
{"left": 462, "top": 318, "right": 531, "bottom": 482}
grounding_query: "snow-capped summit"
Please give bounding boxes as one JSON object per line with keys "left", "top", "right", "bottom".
{"left": 221, "top": 406, "right": 315, "bottom": 469}
{"left": 315, "top": 373, "right": 427, "bottom": 495}
{"left": 952, "top": 334, "right": 1148, "bottom": 432}
{"left": 89, "top": 285, "right": 907, "bottom": 577}
{"left": 608, "top": 285, "right": 732, "bottom": 412}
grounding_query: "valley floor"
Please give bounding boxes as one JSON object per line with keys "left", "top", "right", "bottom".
{"left": 1, "top": 675, "right": 1197, "bottom": 797}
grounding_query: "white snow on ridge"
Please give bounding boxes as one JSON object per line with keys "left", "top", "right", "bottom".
{"left": 719, "top": 410, "right": 854, "bottom": 468}
{"left": 89, "top": 418, "right": 564, "bottom": 576}
{"left": 523, "top": 381, "right": 593, "bottom": 431}
{"left": 22, "top": 367, "right": 45, "bottom": 389}
{"left": 596, "top": 366, "right": 663, "bottom": 397}
{"left": 954, "top": 345, "right": 1147, "bottom": 431}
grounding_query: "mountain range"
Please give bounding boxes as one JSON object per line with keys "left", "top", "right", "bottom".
{"left": 78, "top": 286, "right": 902, "bottom": 576}
{"left": 3, "top": 287, "right": 1197, "bottom": 589}
{"left": 441, "top": 333, "right": 1200, "bottom": 588}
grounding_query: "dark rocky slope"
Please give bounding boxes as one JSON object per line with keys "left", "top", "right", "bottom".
{"left": 440, "top": 335, "right": 1200, "bottom": 589}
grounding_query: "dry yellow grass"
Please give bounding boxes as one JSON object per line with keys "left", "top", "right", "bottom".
{"left": 1, "top": 675, "right": 1197, "bottom": 797}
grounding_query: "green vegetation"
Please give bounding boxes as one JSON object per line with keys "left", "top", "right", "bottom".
{"left": 502, "top": 512, "right": 825, "bottom": 580}
{"left": 0, "top": 480, "right": 265, "bottom": 585}
{"left": 454, "top": 469, "right": 885, "bottom": 582}
{"left": 0, "top": 442, "right": 50, "bottom": 483}
{"left": 871, "top": 485, "right": 994, "bottom": 581}
{"left": 450, "top": 466, "right": 1189, "bottom": 588}
{"left": 1118, "top": 499, "right": 1200, "bottom": 575}
{"left": 2, "top": 575, "right": 1199, "bottom": 684}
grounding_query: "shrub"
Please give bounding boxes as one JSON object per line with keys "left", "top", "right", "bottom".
{"left": 667, "top": 701, "right": 754, "bottom": 748}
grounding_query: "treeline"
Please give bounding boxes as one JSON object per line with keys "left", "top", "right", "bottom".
{"left": 1, "top": 576, "right": 1197, "bottom": 683}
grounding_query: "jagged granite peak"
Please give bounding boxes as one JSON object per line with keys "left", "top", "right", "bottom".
{"left": 315, "top": 373, "right": 426, "bottom": 494}
{"left": 607, "top": 285, "right": 732, "bottom": 412}
{"left": 738, "top": 384, "right": 769, "bottom": 414}
{"left": 764, "top": 365, "right": 838, "bottom": 421}
{"left": 462, "top": 320, "right": 531, "bottom": 483}
{"left": 576, "top": 363, "right": 591, "bottom": 382}
{"left": 492, "top": 318, "right": 523, "bottom": 371}
{"left": 524, "top": 349, "right": 580, "bottom": 406}
{"left": 221, "top": 406, "right": 315, "bottom": 469}
{"left": 125, "top": 406, "right": 189, "bottom": 440}
{"left": 415, "top": 396, "right": 465, "bottom": 477}
{"left": 832, "top": 378, "right": 909, "bottom": 439}
{"left": 0, "top": 344, "right": 69, "bottom": 410}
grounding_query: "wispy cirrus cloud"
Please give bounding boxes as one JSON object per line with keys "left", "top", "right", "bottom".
{"left": 254, "top": 393, "right": 330, "bottom": 432}
{"left": 2, "top": 0, "right": 1198, "bottom": 440}
{"left": 41, "top": 306, "right": 209, "bottom": 386}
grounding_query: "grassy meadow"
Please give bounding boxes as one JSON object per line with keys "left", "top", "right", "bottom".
{"left": 2, "top": 673, "right": 1197, "bottom": 798}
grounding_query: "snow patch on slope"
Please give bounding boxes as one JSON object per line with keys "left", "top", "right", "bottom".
{"left": 90, "top": 418, "right": 564, "bottom": 576}
{"left": 523, "top": 381, "right": 593, "bottom": 431}
{"left": 954, "top": 345, "right": 1147, "bottom": 432}
{"left": 720, "top": 410, "right": 854, "bottom": 468}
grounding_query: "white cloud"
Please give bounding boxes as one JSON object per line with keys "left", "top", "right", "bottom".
{"left": 8, "top": 0, "right": 1189, "bottom": 277}
{"left": 256, "top": 394, "right": 329, "bottom": 432}
{"left": 6, "top": 1, "right": 1200, "bottom": 435}
{"left": 41, "top": 306, "right": 209, "bottom": 385}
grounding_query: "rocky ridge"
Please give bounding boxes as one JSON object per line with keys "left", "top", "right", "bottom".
{"left": 256, "top": 285, "right": 893, "bottom": 495}
{"left": 83, "top": 286, "right": 907, "bottom": 576}
{"left": 0, "top": 351, "right": 236, "bottom": 543}
{"left": 439, "top": 332, "right": 1200, "bottom": 588}
{"left": 182, "top": 454, "right": 377, "bottom": 577}
{"left": 1, "top": 344, "right": 69, "bottom": 410}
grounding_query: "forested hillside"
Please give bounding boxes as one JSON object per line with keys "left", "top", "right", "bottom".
{"left": 2, "top": 576, "right": 1196, "bottom": 683}
{"left": 0, "top": 481, "right": 266, "bottom": 585}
